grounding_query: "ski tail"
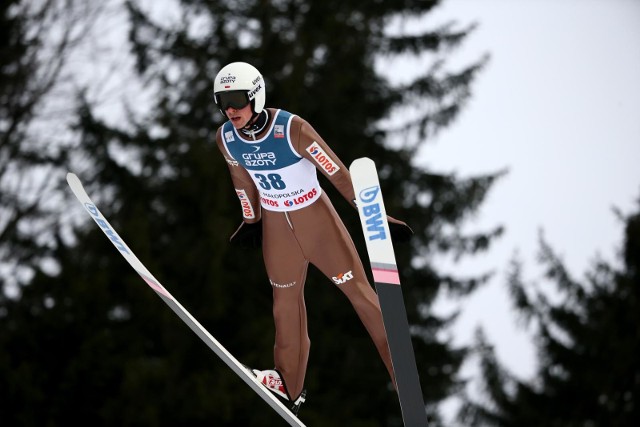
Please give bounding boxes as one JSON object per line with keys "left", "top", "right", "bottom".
{"left": 66, "top": 173, "right": 306, "bottom": 427}
{"left": 350, "top": 158, "right": 429, "bottom": 427}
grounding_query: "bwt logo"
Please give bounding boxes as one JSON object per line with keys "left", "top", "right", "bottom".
{"left": 84, "top": 203, "right": 129, "bottom": 254}
{"left": 358, "top": 186, "right": 386, "bottom": 241}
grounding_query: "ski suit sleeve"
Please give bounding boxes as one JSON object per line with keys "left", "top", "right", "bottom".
{"left": 290, "top": 116, "right": 358, "bottom": 209}
{"left": 215, "top": 127, "right": 262, "bottom": 223}
{"left": 290, "top": 117, "right": 414, "bottom": 242}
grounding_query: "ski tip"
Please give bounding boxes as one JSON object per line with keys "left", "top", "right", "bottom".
{"left": 349, "top": 157, "right": 375, "bottom": 170}
{"left": 66, "top": 172, "right": 80, "bottom": 187}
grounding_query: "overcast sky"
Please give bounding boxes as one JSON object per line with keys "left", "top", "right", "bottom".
{"left": 412, "top": 0, "right": 640, "bottom": 420}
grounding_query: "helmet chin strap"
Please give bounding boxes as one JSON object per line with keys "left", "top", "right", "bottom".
{"left": 240, "top": 109, "right": 269, "bottom": 137}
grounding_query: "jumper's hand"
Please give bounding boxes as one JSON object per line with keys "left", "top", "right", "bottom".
{"left": 387, "top": 216, "right": 413, "bottom": 243}
{"left": 229, "top": 221, "right": 263, "bottom": 248}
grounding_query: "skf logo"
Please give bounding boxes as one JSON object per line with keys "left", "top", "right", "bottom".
{"left": 332, "top": 271, "right": 354, "bottom": 285}
{"left": 224, "top": 131, "right": 235, "bottom": 142}
{"left": 235, "top": 189, "right": 255, "bottom": 219}
{"left": 274, "top": 125, "right": 284, "bottom": 139}
{"left": 358, "top": 186, "right": 386, "bottom": 241}
{"left": 306, "top": 142, "right": 340, "bottom": 175}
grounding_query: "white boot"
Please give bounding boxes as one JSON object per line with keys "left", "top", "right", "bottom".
{"left": 251, "top": 368, "right": 307, "bottom": 415}
{"left": 252, "top": 369, "right": 288, "bottom": 400}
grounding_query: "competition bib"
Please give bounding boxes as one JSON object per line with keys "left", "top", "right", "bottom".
{"left": 223, "top": 109, "right": 322, "bottom": 212}
{"left": 250, "top": 159, "right": 322, "bottom": 211}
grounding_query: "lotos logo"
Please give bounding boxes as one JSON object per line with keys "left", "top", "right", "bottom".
{"left": 283, "top": 188, "right": 318, "bottom": 207}
{"left": 358, "top": 186, "right": 386, "bottom": 241}
{"left": 332, "top": 270, "right": 354, "bottom": 285}
{"left": 235, "top": 189, "right": 255, "bottom": 219}
{"left": 306, "top": 142, "right": 340, "bottom": 176}
{"left": 261, "top": 196, "right": 279, "bottom": 208}
{"left": 84, "top": 203, "right": 129, "bottom": 254}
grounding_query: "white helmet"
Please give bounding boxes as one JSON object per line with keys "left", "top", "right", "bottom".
{"left": 213, "top": 62, "right": 265, "bottom": 116}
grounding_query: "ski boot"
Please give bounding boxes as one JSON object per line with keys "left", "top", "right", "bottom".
{"left": 251, "top": 368, "right": 307, "bottom": 415}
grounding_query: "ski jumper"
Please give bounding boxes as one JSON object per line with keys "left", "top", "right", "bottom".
{"left": 216, "top": 108, "right": 395, "bottom": 400}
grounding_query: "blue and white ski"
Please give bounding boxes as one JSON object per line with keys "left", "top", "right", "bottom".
{"left": 66, "top": 172, "right": 305, "bottom": 427}
{"left": 350, "top": 158, "right": 429, "bottom": 427}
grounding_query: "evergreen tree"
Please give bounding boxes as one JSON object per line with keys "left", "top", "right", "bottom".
{"left": 459, "top": 197, "right": 640, "bottom": 426}
{"left": 1, "top": 1, "right": 503, "bottom": 425}
{"left": 0, "top": 0, "right": 104, "bottom": 295}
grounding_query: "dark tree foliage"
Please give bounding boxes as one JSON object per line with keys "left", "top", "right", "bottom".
{"left": 1, "top": 1, "right": 503, "bottom": 425}
{"left": 0, "top": 0, "right": 103, "bottom": 294}
{"left": 459, "top": 197, "right": 640, "bottom": 427}
{"left": 0, "top": 0, "right": 63, "bottom": 291}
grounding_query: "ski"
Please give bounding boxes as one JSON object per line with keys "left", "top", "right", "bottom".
{"left": 66, "top": 173, "right": 306, "bottom": 427}
{"left": 350, "top": 158, "right": 429, "bottom": 427}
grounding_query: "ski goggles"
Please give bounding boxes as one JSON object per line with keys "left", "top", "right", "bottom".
{"left": 215, "top": 90, "right": 250, "bottom": 110}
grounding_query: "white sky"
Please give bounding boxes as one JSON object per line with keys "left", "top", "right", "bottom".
{"left": 419, "top": 0, "right": 640, "bottom": 420}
